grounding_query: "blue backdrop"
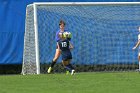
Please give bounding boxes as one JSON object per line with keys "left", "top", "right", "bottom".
{"left": 0, "top": 0, "right": 140, "bottom": 64}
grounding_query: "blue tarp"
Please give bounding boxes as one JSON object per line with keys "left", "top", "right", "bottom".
{"left": 0, "top": 0, "right": 140, "bottom": 64}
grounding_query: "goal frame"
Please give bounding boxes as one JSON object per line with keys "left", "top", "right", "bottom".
{"left": 24, "top": 2, "right": 140, "bottom": 75}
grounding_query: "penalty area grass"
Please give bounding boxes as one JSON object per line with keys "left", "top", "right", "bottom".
{"left": 0, "top": 72, "right": 140, "bottom": 93}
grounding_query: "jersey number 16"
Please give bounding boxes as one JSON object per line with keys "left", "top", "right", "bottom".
{"left": 61, "top": 42, "right": 67, "bottom": 47}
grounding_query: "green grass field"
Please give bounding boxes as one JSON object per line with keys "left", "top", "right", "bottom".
{"left": 0, "top": 72, "right": 140, "bottom": 93}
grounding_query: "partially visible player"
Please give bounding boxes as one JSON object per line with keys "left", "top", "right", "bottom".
{"left": 133, "top": 26, "right": 140, "bottom": 71}
{"left": 57, "top": 32, "right": 75, "bottom": 75}
{"left": 47, "top": 20, "right": 71, "bottom": 73}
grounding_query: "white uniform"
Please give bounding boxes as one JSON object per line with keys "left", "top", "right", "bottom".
{"left": 138, "top": 34, "right": 140, "bottom": 56}
{"left": 138, "top": 34, "right": 140, "bottom": 71}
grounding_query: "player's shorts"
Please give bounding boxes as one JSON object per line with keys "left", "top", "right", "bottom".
{"left": 62, "top": 51, "right": 72, "bottom": 61}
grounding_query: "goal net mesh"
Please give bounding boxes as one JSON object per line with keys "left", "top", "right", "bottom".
{"left": 22, "top": 3, "right": 140, "bottom": 74}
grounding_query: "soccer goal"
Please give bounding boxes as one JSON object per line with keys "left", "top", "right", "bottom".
{"left": 22, "top": 2, "right": 140, "bottom": 74}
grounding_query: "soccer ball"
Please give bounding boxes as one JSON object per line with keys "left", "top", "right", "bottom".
{"left": 63, "top": 32, "right": 72, "bottom": 38}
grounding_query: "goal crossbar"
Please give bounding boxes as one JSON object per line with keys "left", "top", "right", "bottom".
{"left": 33, "top": 2, "right": 140, "bottom": 5}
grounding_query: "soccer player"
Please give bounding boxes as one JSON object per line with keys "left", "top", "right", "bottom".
{"left": 57, "top": 32, "right": 75, "bottom": 75}
{"left": 47, "top": 20, "right": 68, "bottom": 73}
{"left": 133, "top": 26, "right": 140, "bottom": 71}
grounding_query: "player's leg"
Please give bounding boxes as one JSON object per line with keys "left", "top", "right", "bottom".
{"left": 62, "top": 60, "right": 69, "bottom": 74}
{"left": 62, "top": 60, "right": 69, "bottom": 70}
{"left": 62, "top": 59, "right": 75, "bottom": 75}
{"left": 47, "top": 49, "right": 61, "bottom": 73}
{"left": 67, "top": 59, "right": 75, "bottom": 75}
{"left": 138, "top": 54, "right": 140, "bottom": 71}
{"left": 52, "top": 48, "right": 61, "bottom": 67}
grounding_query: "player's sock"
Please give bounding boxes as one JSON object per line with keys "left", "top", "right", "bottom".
{"left": 47, "top": 60, "right": 56, "bottom": 73}
{"left": 65, "top": 64, "right": 74, "bottom": 72}
{"left": 68, "top": 64, "right": 75, "bottom": 75}
{"left": 68, "top": 64, "right": 74, "bottom": 70}
{"left": 64, "top": 66, "right": 71, "bottom": 72}
{"left": 50, "top": 60, "right": 56, "bottom": 68}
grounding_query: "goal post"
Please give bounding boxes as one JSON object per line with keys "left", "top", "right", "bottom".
{"left": 22, "top": 2, "right": 140, "bottom": 75}
{"left": 33, "top": 3, "right": 40, "bottom": 74}
{"left": 22, "top": 3, "right": 40, "bottom": 75}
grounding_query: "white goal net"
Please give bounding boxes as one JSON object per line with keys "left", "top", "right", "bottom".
{"left": 22, "top": 2, "right": 140, "bottom": 74}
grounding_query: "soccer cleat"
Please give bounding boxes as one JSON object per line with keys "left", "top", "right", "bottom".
{"left": 71, "top": 70, "right": 75, "bottom": 75}
{"left": 66, "top": 71, "right": 70, "bottom": 75}
{"left": 47, "top": 67, "right": 52, "bottom": 74}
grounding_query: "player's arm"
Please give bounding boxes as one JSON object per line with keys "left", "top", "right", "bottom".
{"left": 57, "top": 42, "right": 61, "bottom": 50}
{"left": 133, "top": 40, "right": 140, "bottom": 50}
{"left": 55, "top": 31, "right": 60, "bottom": 42}
{"left": 69, "top": 41, "right": 74, "bottom": 50}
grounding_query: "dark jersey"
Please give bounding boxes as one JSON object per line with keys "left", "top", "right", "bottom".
{"left": 55, "top": 30, "right": 71, "bottom": 49}
{"left": 58, "top": 39, "right": 72, "bottom": 60}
